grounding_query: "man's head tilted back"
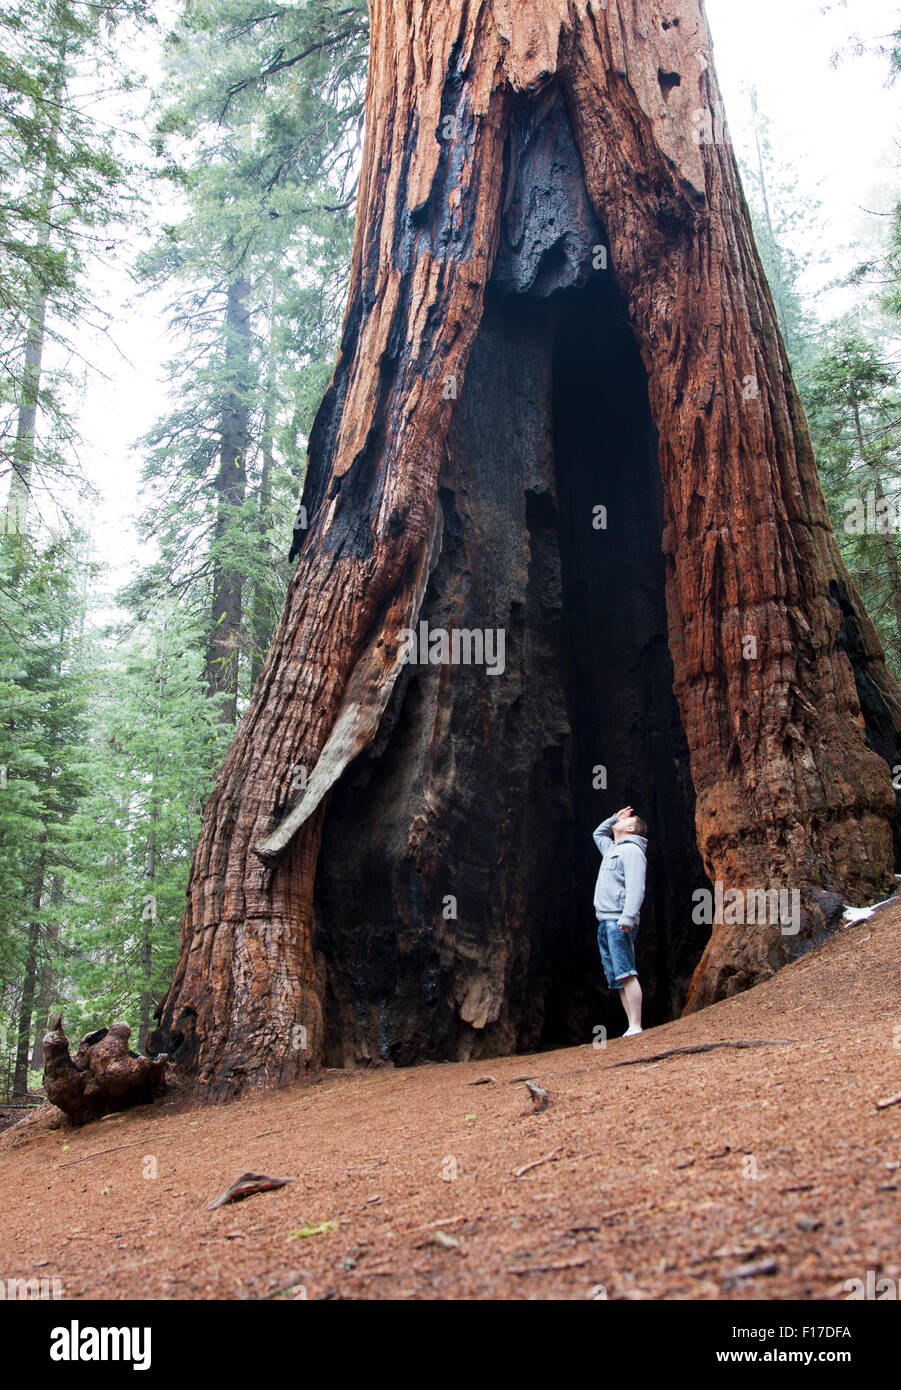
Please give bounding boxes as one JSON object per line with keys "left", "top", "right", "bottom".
{"left": 614, "top": 815, "right": 648, "bottom": 841}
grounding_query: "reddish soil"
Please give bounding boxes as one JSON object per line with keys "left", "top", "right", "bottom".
{"left": 2, "top": 906, "right": 900, "bottom": 1301}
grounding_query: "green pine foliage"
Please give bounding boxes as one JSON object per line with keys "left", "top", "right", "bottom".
{"left": 0, "top": 533, "right": 92, "bottom": 1092}
{"left": 807, "top": 327, "right": 901, "bottom": 672}
{"left": 131, "top": 0, "right": 369, "bottom": 716}
{"left": 0, "top": 0, "right": 148, "bottom": 527}
{"left": 61, "top": 606, "right": 230, "bottom": 1044}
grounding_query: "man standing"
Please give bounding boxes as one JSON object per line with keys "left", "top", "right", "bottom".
{"left": 593, "top": 805, "right": 648, "bottom": 1037}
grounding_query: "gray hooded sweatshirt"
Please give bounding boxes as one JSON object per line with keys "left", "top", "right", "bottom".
{"left": 593, "top": 815, "right": 648, "bottom": 928}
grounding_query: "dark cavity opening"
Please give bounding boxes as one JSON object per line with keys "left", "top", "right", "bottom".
{"left": 542, "top": 274, "right": 710, "bottom": 1044}
{"left": 658, "top": 69, "right": 682, "bottom": 100}
{"left": 313, "top": 95, "right": 709, "bottom": 1068}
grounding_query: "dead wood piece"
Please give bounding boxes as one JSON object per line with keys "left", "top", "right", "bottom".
{"left": 42, "top": 1014, "right": 167, "bottom": 1127}
{"left": 430, "top": 1230, "right": 461, "bottom": 1250}
{"left": 610, "top": 1040, "right": 795, "bottom": 1068}
{"left": 876, "top": 1092, "right": 901, "bottom": 1111}
{"left": 207, "top": 1171, "right": 294, "bottom": 1210}
{"left": 524, "top": 1081, "right": 549, "bottom": 1111}
{"left": 468, "top": 1076, "right": 497, "bottom": 1086}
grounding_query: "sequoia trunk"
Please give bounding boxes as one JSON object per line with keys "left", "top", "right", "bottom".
{"left": 151, "top": 0, "right": 901, "bottom": 1097}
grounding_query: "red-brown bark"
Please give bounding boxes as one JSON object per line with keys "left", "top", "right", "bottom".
{"left": 151, "top": 0, "right": 901, "bottom": 1096}
{"left": 43, "top": 1017, "right": 167, "bottom": 1126}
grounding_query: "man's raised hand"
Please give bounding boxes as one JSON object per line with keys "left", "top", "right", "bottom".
{"left": 614, "top": 806, "right": 634, "bottom": 822}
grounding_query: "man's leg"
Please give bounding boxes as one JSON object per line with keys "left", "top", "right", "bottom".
{"left": 618, "top": 975, "right": 643, "bottom": 1034}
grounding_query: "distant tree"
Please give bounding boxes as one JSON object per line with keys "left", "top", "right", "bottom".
{"left": 132, "top": 0, "right": 368, "bottom": 723}
{"left": 0, "top": 535, "right": 92, "bottom": 1094}
{"left": 807, "top": 326, "right": 901, "bottom": 671}
{"left": 0, "top": 0, "right": 146, "bottom": 543}
{"left": 733, "top": 87, "right": 823, "bottom": 373}
{"left": 62, "top": 606, "right": 229, "bottom": 1048}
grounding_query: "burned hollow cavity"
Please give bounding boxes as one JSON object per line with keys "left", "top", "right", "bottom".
{"left": 313, "top": 91, "right": 710, "bottom": 1067}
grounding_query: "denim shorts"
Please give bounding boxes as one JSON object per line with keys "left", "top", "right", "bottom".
{"left": 597, "top": 918, "right": 639, "bottom": 990}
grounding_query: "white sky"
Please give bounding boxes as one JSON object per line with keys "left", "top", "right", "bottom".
{"left": 61, "top": 0, "right": 901, "bottom": 589}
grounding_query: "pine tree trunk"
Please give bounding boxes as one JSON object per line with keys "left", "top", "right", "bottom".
{"left": 13, "top": 855, "right": 45, "bottom": 1095}
{"left": 3, "top": 44, "right": 65, "bottom": 549}
{"left": 139, "top": 839, "right": 155, "bottom": 1055}
{"left": 30, "top": 877, "right": 62, "bottom": 1073}
{"left": 249, "top": 389, "right": 275, "bottom": 687}
{"left": 853, "top": 403, "right": 901, "bottom": 663}
{"left": 139, "top": 626, "right": 167, "bottom": 1052}
{"left": 206, "top": 276, "right": 252, "bottom": 725}
{"left": 152, "top": 0, "right": 901, "bottom": 1098}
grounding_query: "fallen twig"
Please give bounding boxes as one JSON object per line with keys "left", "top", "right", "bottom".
{"left": 610, "top": 1040, "right": 794, "bottom": 1068}
{"left": 507, "top": 1256, "right": 590, "bottom": 1275}
{"left": 58, "top": 1140, "right": 146, "bottom": 1168}
{"left": 876, "top": 1092, "right": 901, "bottom": 1111}
{"left": 513, "top": 1146, "right": 564, "bottom": 1179}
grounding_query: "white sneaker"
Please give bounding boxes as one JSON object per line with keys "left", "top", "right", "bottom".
{"left": 622, "top": 1026, "right": 643, "bottom": 1037}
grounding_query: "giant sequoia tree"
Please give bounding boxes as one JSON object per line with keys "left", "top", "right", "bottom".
{"left": 150, "top": 0, "right": 901, "bottom": 1099}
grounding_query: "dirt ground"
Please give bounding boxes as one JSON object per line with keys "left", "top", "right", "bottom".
{"left": 2, "top": 905, "right": 900, "bottom": 1301}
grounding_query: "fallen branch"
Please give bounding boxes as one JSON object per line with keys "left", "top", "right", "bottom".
{"left": 513, "top": 1146, "right": 564, "bottom": 1179}
{"left": 58, "top": 1140, "right": 147, "bottom": 1168}
{"left": 419, "top": 1215, "right": 468, "bottom": 1231}
{"left": 610, "top": 1040, "right": 794, "bottom": 1068}
{"left": 507, "top": 1256, "right": 590, "bottom": 1275}
{"left": 207, "top": 1172, "right": 293, "bottom": 1210}
{"left": 876, "top": 1092, "right": 901, "bottom": 1111}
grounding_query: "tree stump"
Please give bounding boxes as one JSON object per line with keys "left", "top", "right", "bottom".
{"left": 42, "top": 1015, "right": 167, "bottom": 1126}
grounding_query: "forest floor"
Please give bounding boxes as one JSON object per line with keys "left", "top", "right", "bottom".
{"left": 2, "top": 905, "right": 900, "bottom": 1301}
